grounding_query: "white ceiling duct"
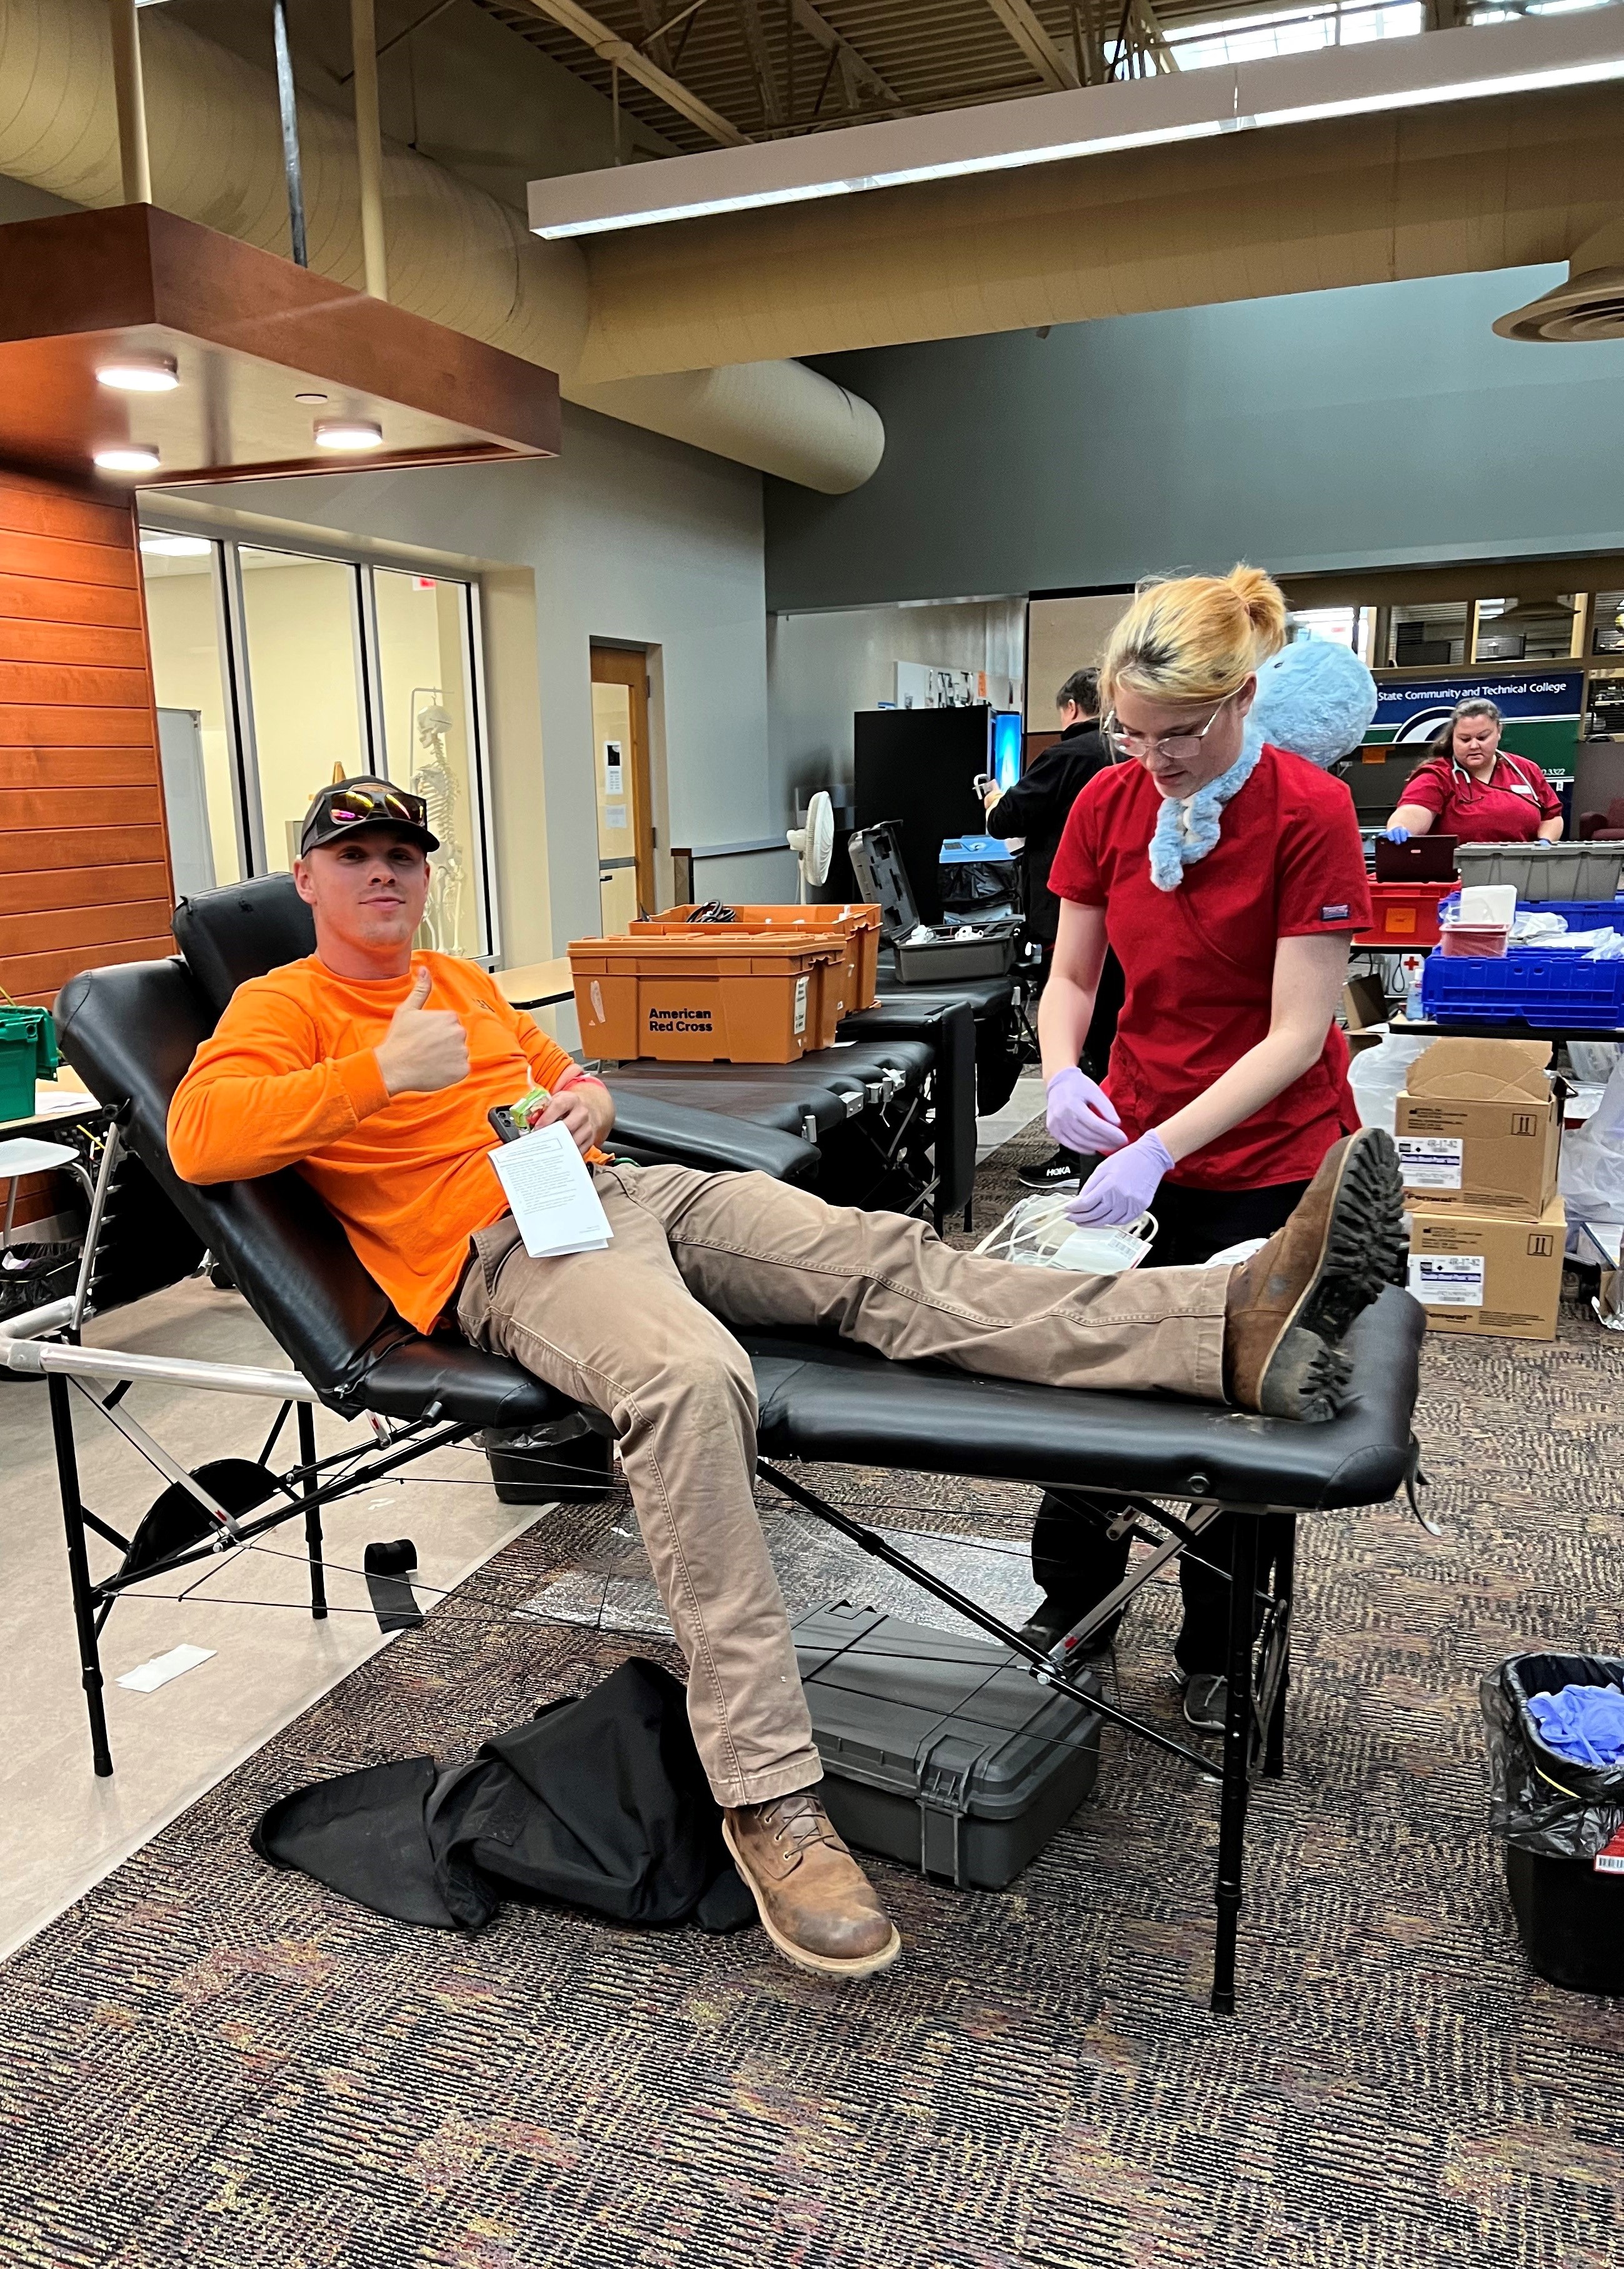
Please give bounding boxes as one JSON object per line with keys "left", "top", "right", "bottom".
{"left": 0, "top": 0, "right": 883, "bottom": 491}
{"left": 1495, "top": 217, "right": 1624, "bottom": 344}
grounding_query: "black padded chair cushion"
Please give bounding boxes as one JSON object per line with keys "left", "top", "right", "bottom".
{"left": 174, "top": 873, "right": 316, "bottom": 1015}
{"left": 605, "top": 1040, "right": 935, "bottom": 1143}
{"left": 53, "top": 955, "right": 1425, "bottom": 1507}
{"left": 744, "top": 1289, "right": 1423, "bottom": 1512}
{"left": 54, "top": 958, "right": 568, "bottom": 1430}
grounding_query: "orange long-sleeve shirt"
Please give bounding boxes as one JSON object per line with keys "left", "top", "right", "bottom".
{"left": 168, "top": 952, "right": 599, "bottom": 1332}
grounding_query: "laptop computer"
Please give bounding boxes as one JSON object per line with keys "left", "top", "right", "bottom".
{"left": 1375, "top": 834, "right": 1457, "bottom": 883}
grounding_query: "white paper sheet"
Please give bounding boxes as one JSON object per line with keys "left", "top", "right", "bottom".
{"left": 489, "top": 1122, "right": 613, "bottom": 1260}
{"left": 116, "top": 1643, "right": 216, "bottom": 1693}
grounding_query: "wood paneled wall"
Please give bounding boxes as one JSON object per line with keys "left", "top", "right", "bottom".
{"left": 0, "top": 467, "right": 173, "bottom": 1009}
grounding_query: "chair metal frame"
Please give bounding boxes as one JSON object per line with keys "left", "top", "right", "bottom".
{"left": 4, "top": 1125, "right": 1313, "bottom": 2014}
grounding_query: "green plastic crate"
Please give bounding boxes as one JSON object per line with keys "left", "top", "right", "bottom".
{"left": 0, "top": 1004, "right": 59, "bottom": 1123}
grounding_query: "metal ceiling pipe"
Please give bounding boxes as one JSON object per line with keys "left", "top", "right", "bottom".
{"left": 0, "top": 0, "right": 882, "bottom": 491}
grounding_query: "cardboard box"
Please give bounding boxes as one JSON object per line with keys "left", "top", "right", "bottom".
{"left": 1341, "top": 974, "right": 1389, "bottom": 1033}
{"left": 1573, "top": 1220, "right": 1624, "bottom": 1333}
{"left": 1394, "top": 1038, "right": 1560, "bottom": 1218}
{"left": 1407, "top": 1196, "right": 1566, "bottom": 1341}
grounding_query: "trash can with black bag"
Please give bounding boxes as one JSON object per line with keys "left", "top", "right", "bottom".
{"left": 1481, "top": 1652, "right": 1624, "bottom": 1994}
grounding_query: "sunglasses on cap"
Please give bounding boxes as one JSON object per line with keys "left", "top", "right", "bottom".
{"left": 300, "top": 779, "right": 438, "bottom": 855}
{"left": 318, "top": 784, "right": 426, "bottom": 829}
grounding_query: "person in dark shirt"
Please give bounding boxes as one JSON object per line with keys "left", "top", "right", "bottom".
{"left": 983, "top": 669, "right": 1124, "bottom": 1190}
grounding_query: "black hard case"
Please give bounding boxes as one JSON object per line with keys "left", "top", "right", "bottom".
{"left": 793, "top": 1602, "right": 1102, "bottom": 1890}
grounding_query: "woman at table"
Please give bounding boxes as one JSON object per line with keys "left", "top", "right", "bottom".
{"left": 1031, "top": 565, "right": 1373, "bottom": 1733}
{"left": 1383, "top": 698, "right": 1563, "bottom": 846}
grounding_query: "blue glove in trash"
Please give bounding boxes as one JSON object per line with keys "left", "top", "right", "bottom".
{"left": 1526, "top": 1683, "right": 1624, "bottom": 1767}
{"left": 1383, "top": 825, "right": 1411, "bottom": 844}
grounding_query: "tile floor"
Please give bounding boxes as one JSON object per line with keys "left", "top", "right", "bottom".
{"left": 0, "top": 1275, "right": 539, "bottom": 1960}
{"left": 0, "top": 1088, "right": 1048, "bottom": 1960}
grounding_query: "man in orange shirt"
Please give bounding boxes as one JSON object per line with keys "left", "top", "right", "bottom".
{"left": 169, "top": 778, "right": 1406, "bottom": 1983}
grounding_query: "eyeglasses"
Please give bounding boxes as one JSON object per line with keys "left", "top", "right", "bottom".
{"left": 1103, "top": 695, "right": 1231, "bottom": 764}
{"left": 317, "top": 784, "right": 427, "bottom": 830}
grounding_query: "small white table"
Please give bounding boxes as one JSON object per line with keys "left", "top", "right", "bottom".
{"left": 0, "top": 1138, "right": 79, "bottom": 1248}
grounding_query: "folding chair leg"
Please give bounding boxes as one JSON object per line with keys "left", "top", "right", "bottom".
{"left": 1210, "top": 1513, "right": 1261, "bottom": 2015}
{"left": 1263, "top": 1515, "right": 1295, "bottom": 1781}
{"left": 297, "top": 1401, "right": 326, "bottom": 1621}
{"left": 49, "top": 1371, "right": 113, "bottom": 1778}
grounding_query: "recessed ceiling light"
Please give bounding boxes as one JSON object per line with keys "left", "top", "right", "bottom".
{"left": 314, "top": 417, "right": 384, "bottom": 451}
{"left": 294, "top": 391, "right": 329, "bottom": 404}
{"left": 139, "top": 533, "right": 212, "bottom": 557}
{"left": 94, "top": 443, "right": 161, "bottom": 474}
{"left": 95, "top": 354, "right": 179, "bottom": 393}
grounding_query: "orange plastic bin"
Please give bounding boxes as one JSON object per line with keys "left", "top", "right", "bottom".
{"left": 634, "top": 904, "right": 882, "bottom": 1020}
{"left": 569, "top": 932, "right": 845, "bottom": 1063}
{"left": 1355, "top": 882, "right": 1455, "bottom": 948}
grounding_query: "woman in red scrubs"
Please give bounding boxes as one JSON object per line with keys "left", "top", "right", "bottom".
{"left": 1028, "top": 565, "right": 1372, "bottom": 1730}
{"left": 1383, "top": 698, "right": 1563, "bottom": 846}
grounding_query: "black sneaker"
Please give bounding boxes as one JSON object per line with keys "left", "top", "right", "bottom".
{"left": 1016, "top": 1148, "right": 1085, "bottom": 1191}
{"left": 1175, "top": 1670, "right": 1228, "bottom": 1735}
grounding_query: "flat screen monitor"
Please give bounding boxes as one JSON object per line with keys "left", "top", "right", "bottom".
{"left": 991, "top": 709, "right": 1022, "bottom": 793}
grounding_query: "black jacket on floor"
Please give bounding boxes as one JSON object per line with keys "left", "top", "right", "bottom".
{"left": 252, "top": 1658, "right": 753, "bottom": 1934}
{"left": 983, "top": 718, "right": 1111, "bottom": 945}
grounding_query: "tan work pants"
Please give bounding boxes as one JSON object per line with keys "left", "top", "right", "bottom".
{"left": 457, "top": 1162, "right": 1230, "bottom": 1809}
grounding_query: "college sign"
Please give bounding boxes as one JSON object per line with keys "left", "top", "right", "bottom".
{"left": 1364, "top": 669, "right": 1585, "bottom": 781}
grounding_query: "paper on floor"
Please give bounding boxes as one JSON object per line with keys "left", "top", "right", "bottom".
{"left": 116, "top": 1643, "right": 216, "bottom": 1693}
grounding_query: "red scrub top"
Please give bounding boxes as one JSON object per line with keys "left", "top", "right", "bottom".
{"left": 1049, "top": 743, "right": 1372, "bottom": 1191}
{"left": 1396, "top": 748, "right": 1561, "bottom": 844}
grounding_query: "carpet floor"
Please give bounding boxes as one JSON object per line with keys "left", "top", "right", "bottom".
{"left": 3, "top": 1120, "right": 1621, "bottom": 2269}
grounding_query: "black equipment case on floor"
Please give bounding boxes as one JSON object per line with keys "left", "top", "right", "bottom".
{"left": 793, "top": 1602, "right": 1102, "bottom": 1890}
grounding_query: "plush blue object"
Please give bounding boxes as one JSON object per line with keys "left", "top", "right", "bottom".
{"left": 1148, "top": 738, "right": 1263, "bottom": 891}
{"left": 1251, "top": 630, "right": 1379, "bottom": 771}
{"left": 1143, "top": 629, "right": 1381, "bottom": 889}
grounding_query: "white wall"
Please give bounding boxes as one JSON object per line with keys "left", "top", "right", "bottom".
{"left": 768, "top": 598, "right": 1025, "bottom": 816}
{"left": 159, "top": 405, "right": 774, "bottom": 972}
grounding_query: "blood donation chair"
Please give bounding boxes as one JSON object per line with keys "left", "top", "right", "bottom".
{"left": 9, "top": 879, "right": 1427, "bottom": 2013}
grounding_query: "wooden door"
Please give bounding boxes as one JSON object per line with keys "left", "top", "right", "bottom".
{"left": 589, "top": 645, "right": 654, "bottom": 930}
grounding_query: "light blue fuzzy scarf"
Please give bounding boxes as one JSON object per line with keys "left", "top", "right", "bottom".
{"left": 1146, "top": 721, "right": 1263, "bottom": 892}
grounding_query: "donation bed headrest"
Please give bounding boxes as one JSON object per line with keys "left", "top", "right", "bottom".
{"left": 173, "top": 873, "right": 316, "bottom": 1010}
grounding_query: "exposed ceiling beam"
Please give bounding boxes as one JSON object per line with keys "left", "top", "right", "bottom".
{"left": 509, "top": 0, "right": 750, "bottom": 144}
{"left": 631, "top": 0, "right": 678, "bottom": 69}
{"left": 981, "top": 0, "right": 1080, "bottom": 88}
{"left": 1131, "top": 0, "right": 1176, "bottom": 72}
{"left": 790, "top": 0, "right": 901, "bottom": 108}
{"left": 731, "top": 0, "right": 784, "bottom": 124}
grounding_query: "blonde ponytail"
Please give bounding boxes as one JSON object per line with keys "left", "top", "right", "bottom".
{"left": 1100, "top": 564, "right": 1288, "bottom": 709}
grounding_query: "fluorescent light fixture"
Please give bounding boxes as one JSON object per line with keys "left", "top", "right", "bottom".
{"left": 531, "top": 13, "right": 1624, "bottom": 239}
{"left": 313, "top": 417, "right": 384, "bottom": 451}
{"left": 139, "top": 533, "right": 212, "bottom": 557}
{"left": 536, "top": 120, "right": 1231, "bottom": 235}
{"left": 95, "top": 352, "right": 179, "bottom": 393}
{"left": 93, "top": 443, "right": 161, "bottom": 473}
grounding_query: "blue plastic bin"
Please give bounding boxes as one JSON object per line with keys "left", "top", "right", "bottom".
{"left": 1421, "top": 944, "right": 1624, "bottom": 1028}
{"left": 1438, "top": 896, "right": 1624, "bottom": 934}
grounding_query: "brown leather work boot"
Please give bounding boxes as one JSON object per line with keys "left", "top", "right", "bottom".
{"left": 723, "top": 1789, "right": 901, "bottom": 1980}
{"left": 1222, "top": 1126, "right": 1407, "bottom": 1421}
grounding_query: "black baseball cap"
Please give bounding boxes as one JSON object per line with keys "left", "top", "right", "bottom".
{"left": 299, "top": 777, "right": 439, "bottom": 857}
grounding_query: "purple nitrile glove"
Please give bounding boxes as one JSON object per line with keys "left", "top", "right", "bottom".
{"left": 1065, "top": 1131, "right": 1174, "bottom": 1226}
{"left": 1383, "top": 825, "right": 1410, "bottom": 844}
{"left": 1045, "top": 1067, "right": 1128, "bottom": 1157}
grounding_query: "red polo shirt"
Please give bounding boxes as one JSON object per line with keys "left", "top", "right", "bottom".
{"left": 1397, "top": 748, "right": 1561, "bottom": 844}
{"left": 1048, "top": 743, "right": 1371, "bottom": 1191}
